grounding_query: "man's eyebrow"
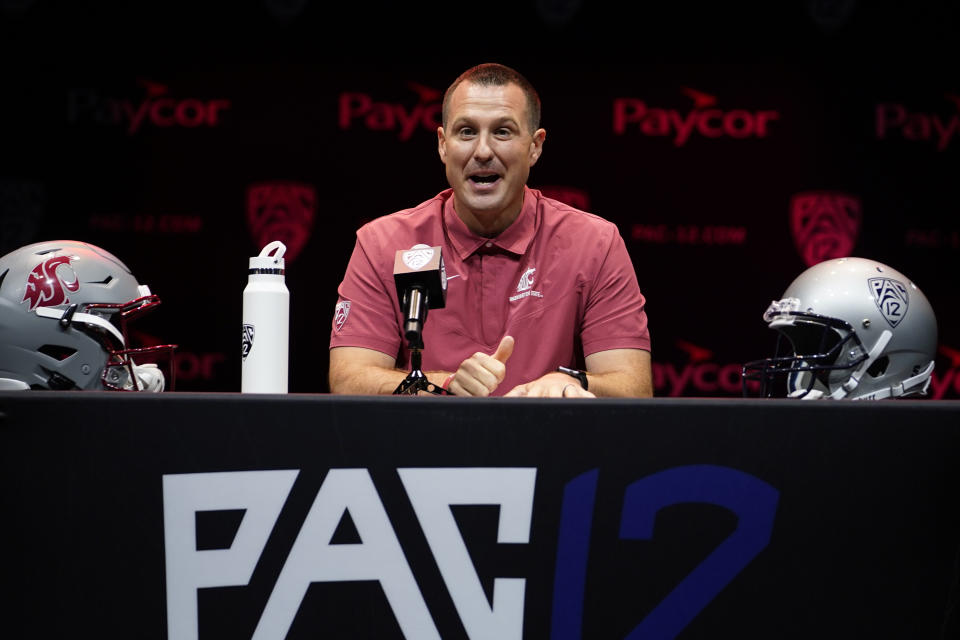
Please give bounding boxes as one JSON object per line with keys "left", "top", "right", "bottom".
{"left": 451, "top": 115, "right": 520, "bottom": 128}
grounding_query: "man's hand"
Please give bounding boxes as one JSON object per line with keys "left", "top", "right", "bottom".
{"left": 505, "top": 372, "right": 596, "bottom": 398}
{"left": 505, "top": 348, "right": 651, "bottom": 398}
{"left": 447, "top": 336, "right": 514, "bottom": 397}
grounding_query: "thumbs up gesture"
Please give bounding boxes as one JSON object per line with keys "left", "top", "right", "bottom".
{"left": 446, "top": 335, "right": 514, "bottom": 397}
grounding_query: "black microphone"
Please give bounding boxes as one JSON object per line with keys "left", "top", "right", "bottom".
{"left": 393, "top": 245, "right": 447, "bottom": 349}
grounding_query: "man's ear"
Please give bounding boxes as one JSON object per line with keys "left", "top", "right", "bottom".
{"left": 437, "top": 126, "right": 447, "bottom": 164}
{"left": 529, "top": 128, "right": 546, "bottom": 166}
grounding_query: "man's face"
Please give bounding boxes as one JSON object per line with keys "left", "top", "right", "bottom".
{"left": 438, "top": 81, "right": 545, "bottom": 234}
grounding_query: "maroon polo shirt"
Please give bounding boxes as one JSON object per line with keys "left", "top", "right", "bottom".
{"left": 331, "top": 187, "right": 650, "bottom": 395}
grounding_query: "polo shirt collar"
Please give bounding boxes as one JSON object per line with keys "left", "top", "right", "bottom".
{"left": 443, "top": 186, "right": 538, "bottom": 260}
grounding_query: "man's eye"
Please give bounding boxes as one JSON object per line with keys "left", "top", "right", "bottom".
{"left": 495, "top": 128, "right": 513, "bottom": 137}
{"left": 459, "top": 128, "right": 475, "bottom": 137}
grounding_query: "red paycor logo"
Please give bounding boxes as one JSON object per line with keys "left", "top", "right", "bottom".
{"left": 67, "top": 79, "right": 231, "bottom": 135}
{"left": 875, "top": 95, "right": 960, "bottom": 151}
{"left": 653, "top": 339, "right": 756, "bottom": 397}
{"left": 929, "top": 345, "right": 960, "bottom": 400}
{"left": 338, "top": 82, "right": 443, "bottom": 141}
{"left": 613, "top": 87, "right": 779, "bottom": 146}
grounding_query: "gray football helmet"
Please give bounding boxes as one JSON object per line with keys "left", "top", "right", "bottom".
{"left": 742, "top": 257, "right": 937, "bottom": 400}
{"left": 0, "top": 240, "right": 176, "bottom": 391}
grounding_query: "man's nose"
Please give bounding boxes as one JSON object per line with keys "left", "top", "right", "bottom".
{"left": 473, "top": 133, "right": 494, "bottom": 162}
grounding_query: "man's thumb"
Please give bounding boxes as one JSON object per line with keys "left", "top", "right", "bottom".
{"left": 493, "top": 335, "right": 515, "bottom": 363}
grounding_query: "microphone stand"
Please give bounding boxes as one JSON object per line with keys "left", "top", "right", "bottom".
{"left": 393, "top": 346, "right": 449, "bottom": 395}
{"left": 393, "top": 286, "right": 450, "bottom": 396}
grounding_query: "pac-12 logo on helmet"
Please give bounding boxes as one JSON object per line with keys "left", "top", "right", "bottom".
{"left": 21, "top": 256, "right": 80, "bottom": 311}
{"left": 869, "top": 277, "right": 909, "bottom": 328}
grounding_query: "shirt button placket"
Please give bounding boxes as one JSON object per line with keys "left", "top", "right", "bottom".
{"left": 481, "top": 251, "right": 506, "bottom": 346}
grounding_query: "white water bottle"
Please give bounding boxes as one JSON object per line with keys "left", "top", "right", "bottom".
{"left": 242, "top": 240, "right": 289, "bottom": 393}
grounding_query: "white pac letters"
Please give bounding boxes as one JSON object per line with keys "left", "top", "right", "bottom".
{"left": 163, "top": 470, "right": 299, "bottom": 640}
{"left": 399, "top": 468, "right": 537, "bottom": 640}
{"left": 252, "top": 469, "right": 440, "bottom": 640}
{"left": 162, "top": 467, "right": 537, "bottom": 639}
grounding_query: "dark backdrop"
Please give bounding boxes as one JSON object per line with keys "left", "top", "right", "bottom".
{"left": 2, "top": 0, "right": 958, "bottom": 396}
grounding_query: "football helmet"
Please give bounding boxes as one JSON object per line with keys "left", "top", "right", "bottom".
{"left": 742, "top": 257, "right": 937, "bottom": 400}
{"left": 0, "top": 240, "right": 176, "bottom": 391}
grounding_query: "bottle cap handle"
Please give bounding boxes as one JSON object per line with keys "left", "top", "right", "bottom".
{"left": 259, "top": 240, "right": 286, "bottom": 259}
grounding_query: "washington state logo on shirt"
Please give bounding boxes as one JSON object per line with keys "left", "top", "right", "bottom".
{"left": 516, "top": 267, "right": 536, "bottom": 292}
{"left": 510, "top": 266, "right": 542, "bottom": 302}
{"left": 868, "top": 278, "right": 909, "bottom": 328}
{"left": 22, "top": 255, "right": 80, "bottom": 311}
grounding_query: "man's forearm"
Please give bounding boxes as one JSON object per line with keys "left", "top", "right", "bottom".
{"left": 582, "top": 348, "right": 654, "bottom": 398}
{"left": 584, "top": 369, "right": 653, "bottom": 398}
{"left": 329, "top": 363, "right": 453, "bottom": 395}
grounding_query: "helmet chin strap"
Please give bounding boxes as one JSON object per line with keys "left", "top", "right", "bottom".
{"left": 35, "top": 306, "right": 125, "bottom": 345}
{"left": 0, "top": 378, "right": 31, "bottom": 390}
{"left": 830, "top": 329, "right": 892, "bottom": 399}
{"left": 788, "top": 387, "right": 824, "bottom": 400}
{"left": 123, "top": 362, "right": 166, "bottom": 392}
{"left": 899, "top": 360, "right": 936, "bottom": 396}
{"left": 850, "top": 360, "right": 935, "bottom": 400}
{"left": 36, "top": 306, "right": 167, "bottom": 393}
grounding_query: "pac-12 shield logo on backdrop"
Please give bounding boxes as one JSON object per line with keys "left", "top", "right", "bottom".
{"left": 246, "top": 181, "right": 316, "bottom": 264}
{"left": 868, "top": 278, "right": 909, "bottom": 328}
{"left": 21, "top": 256, "right": 80, "bottom": 311}
{"left": 789, "top": 191, "right": 861, "bottom": 267}
{"left": 333, "top": 300, "right": 350, "bottom": 332}
{"left": 242, "top": 324, "right": 255, "bottom": 361}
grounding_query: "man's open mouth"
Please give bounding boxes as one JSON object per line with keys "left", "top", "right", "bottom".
{"left": 469, "top": 174, "right": 500, "bottom": 184}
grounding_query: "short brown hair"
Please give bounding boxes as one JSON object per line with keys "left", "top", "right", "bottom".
{"left": 441, "top": 63, "right": 542, "bottom": 134}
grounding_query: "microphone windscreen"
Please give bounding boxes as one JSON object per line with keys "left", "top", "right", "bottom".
{"left": 393, "top": 245, "right": 447, "bottom": 309}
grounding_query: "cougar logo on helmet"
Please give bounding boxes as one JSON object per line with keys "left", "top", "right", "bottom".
{"left": 869, "top": 277, "right": 909, "bottom": 328}
{"left": 22, "top": 256, "right": 80, "bottom": 311}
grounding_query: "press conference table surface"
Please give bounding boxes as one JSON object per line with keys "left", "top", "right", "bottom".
{"left": 2, "top": 392, "right": 959, "bottom": 639}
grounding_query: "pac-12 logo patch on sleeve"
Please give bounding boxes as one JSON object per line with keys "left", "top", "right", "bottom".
{"left": 868, "top": 277, "right": 909, "bottom": 328}
{"left": 334, "top": 300, "right": 351, "bottom": 332}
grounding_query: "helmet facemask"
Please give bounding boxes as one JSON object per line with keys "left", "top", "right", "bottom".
{"left": 35, "top": 293, "right": 176, "bottom": 391}
{"left": 743, "top": 310, "right": 868, "bottom": 399}
{"left": 742, "top": 258, "right": 937, "bottom": 401}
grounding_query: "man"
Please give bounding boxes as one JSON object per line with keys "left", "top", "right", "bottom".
{"left": 329, "top": 63, "right": 652, "bottom": 397}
